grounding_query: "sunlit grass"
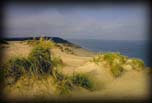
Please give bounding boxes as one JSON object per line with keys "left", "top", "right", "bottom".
{"left": 26, "top": 37, "right": 55, "bottom": 49}
{"left": 51, "top": 56, "right": 64, "bottom": 69}
{"left": 111, "top": 64, "right": 124, "bottom": 77}
{"left": 90, "top": 52, "right": 145, "bottom": 77}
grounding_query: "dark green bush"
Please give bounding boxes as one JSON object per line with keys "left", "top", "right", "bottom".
{"left": 8, "top": 57, "right": 30, "bottom": 75}
{"left": 28, "top": 45, "right": 52, "bottom": 74}
{"left": 71, "top": 73, "right": 94, "bottom": 90}
{"left": 3, "top": 57, "right": 31, "bottom": 84}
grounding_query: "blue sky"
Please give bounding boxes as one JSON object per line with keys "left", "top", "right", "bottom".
{"left": 4, "top": 3, "right": 149, "bottom": 40}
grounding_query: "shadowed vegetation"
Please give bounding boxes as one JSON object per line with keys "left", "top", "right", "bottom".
{"left": 52, "top": 69, "right": 94, "bottom": 95}
{"left": 53, "top": 69, "right": 73, "bottom": 95}
{"left": 3, "top": 57, "right": 30, "bottom": 85}
{"left": 71, "top": 73, "right": 94, "bottom": 90}
{"left": 28, "top": 45, "right": 52, "bottom": 74}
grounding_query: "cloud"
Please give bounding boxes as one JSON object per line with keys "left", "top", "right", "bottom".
{"left": 5, "top": 4, "right": 148, "bottom": 40}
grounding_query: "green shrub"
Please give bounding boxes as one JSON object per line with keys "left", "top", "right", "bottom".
{"left": 127, "top": 58, "right": 144, "bottom": 71}
{"left": 28, "top": 45, "right": 52, "bottom": 74}
{"left": 38, "top": 37, "right": 55, "bottom": 49}
{"left": 103, "top": 52, "right": 127, "bottom": 65}
{"left": 7, "top": 57, "right": 30, "bottom": 75}
{"left": 111, "top": 64, "right": 124, "bottom": 77}
{"left": 71, "top": 73, "right": 94, "bottom": 90}
{"left": 90, "top": 52, "right": 128, "bottom": 66}
{"left": 3, "top": 57, "right": 31, "bottom": 84}
{"left": 103, "top": 53, "right": 115, "bottom": 65}
{"left": 53, "top": 70, "right": 94, "bottom": 95}
{"left": 91, "top": 52, "right": 146, "bottom": 77}
{"left": 52, "top": 69, "right": 73, "bottom": 95}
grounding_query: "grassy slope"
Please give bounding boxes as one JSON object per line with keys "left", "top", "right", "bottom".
{"left": 1, "top": 40, "right": 150, "bottom": 100}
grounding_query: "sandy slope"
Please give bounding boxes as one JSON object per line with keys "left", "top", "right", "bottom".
{"left": 1, "top": 41, "right": 150, "bottom": 100}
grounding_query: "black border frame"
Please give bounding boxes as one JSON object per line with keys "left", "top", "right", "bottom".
{"left": 0, "top": 0, "right": 151, "bottom": 103}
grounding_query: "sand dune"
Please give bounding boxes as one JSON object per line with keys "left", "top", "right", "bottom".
{"left": 1, "top": 40, "right": 150, "bottom": 101}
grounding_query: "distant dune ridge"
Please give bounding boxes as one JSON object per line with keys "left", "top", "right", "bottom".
{"left": 1, "top": 36, "right": 72, "bottom": 44}
{"left": 0, "top": 37, "right": 151, "bottom": 102}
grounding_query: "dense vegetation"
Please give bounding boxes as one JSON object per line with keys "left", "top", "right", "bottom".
{"left": 91, "top": 52, "right": 145, "bottom": 77}
{"left": 2, "top": 37, "right": 94, "bottom": 96}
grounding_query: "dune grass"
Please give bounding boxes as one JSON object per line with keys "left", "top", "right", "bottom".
{"left": 52, "top": 69, "right": 94, "bottom": 95}
{"left": 28, "top": 45, "right": 52, "bottom": 74}
{"left": 2, "top": 37, "right": 95, "bottom": 97}
{"left": 52, "top": 69, "right": 73, "bottom": 95}
{"left": 26, "top": 37, "right": 55, "bottom": 49}
{"left": 111, "top": 64, "right": 124, "bottom": 77}
{"left": 126, "top": 58, "right": 144, "bottom": 71}
{"left": 3, "top": 38, "right": 55, "bottom": 85}
{"left": 71, "top": 73, "right": 94, "bottom": 90}
{"left": 3, "top": 57, "right": 31, "bottom": 85}
{"left": 51, "top": 56, "right": 64, "bottom": 68}
{"left": 91, "top": 52, "right": 145, "bottom": 77}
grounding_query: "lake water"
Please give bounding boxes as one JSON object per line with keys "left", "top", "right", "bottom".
{"left": 67, "top": 39, "right": 150, "bottom": 67}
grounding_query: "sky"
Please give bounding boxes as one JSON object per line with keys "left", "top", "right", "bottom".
{"left": 4, "top": 3, "right": 149, "bottom": 40}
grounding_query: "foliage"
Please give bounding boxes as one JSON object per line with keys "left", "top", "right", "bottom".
{"left": 3, "top": 57, "right": 31, "bottom": 84}
{"left": 111, "top": 64, "right": 124, "bottom": 77}
{"left": 52, "top": 69, "right": 73, "bottom": 95}
{"left": 91, "top": 54, "right": 103, "bottom": 64}
{"left": 90, "top": 52, "right": 145, "bottom": 77}
{"left": 3, "top": 38, "right": 55, "bottom": 84}
{"left": 103, "top": 52, "right": 127, "bottom": 65}
{"left": 71, "top": 73, "right": 94, "bottom": 90}
{"left": 28, "top": 45, "right": 52, "bottom": 74}
{"left": 52, "top": 69, "right": 64, "bottom": 82}
{"left": 56, "top": 79, "right": 73, "bottom": 95}
{"left": 52, "top": 70, "right": 94, "bottom": 95}
{"left": 26, "top": 37, "right": 55, "bottom": 49}
{"left": 126, "top": 58, "right": 144, "bottom": 71}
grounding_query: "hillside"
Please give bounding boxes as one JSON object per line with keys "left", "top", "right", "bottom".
{"left": 0, "top": 37, "right": 150, "bottom": 102}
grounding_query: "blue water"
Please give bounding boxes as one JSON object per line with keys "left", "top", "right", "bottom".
{"left": 67, "top": 39, "right": 150, "bottom": 67}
